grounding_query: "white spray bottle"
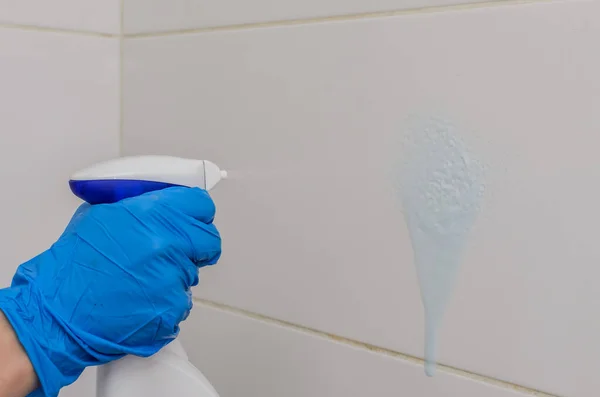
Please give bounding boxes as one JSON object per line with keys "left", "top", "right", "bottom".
{"left": 69, "top": 155, "right": 227, "bottom": 397}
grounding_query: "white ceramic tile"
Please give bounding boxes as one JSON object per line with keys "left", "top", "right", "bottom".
{"left": 0, "top": 0, "right": 121, "bottom": 34}
{"left": 123, "top": 0, "right": 486, "bottom": 34}
{"left": 0, "top": 28, "right": 120, "bottom": 286}
{"left": 123, "top": 1, "right": 600, "bottom": 395}
{"left": 180, "top": 303, "right": 534, "bottom": 397}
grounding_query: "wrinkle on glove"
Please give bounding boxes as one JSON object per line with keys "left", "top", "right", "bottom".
{"left": 0, "top": 187, "right": 221, "bottom": 397}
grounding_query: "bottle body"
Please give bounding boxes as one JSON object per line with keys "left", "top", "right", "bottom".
{"left": 96, "top": 339, "right": 220, "bottom": 397}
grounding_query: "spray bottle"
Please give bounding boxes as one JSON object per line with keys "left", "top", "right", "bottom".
{"left": 69, "top": 155, "right": 227, "bottom": 397}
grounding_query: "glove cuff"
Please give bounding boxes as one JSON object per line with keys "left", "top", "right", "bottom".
{"left": 0, "top": 286, "right": 81, "bottom": 397}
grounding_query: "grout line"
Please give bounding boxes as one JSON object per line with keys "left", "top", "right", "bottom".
{"left": 194, "top": 297, "right": 561, "bottom": 397}
{"left": 126, "top": 0, "right": 556, "bottom": 38}
{"left": 118, "top": 0, "right": 125, "bottom": 156}
{"left": 0, "top": 0, "right": 558, "bottom": 39}
{"left": 0, "top": 22, "right": 118, "bottom": 37}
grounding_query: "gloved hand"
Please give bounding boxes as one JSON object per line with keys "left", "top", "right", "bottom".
{"left": 0, "top": 187, "right": 221, "bottom": 397}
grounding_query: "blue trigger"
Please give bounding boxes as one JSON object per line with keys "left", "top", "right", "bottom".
{"left": 69, "top": 179, "right": 181, "bottom": 204}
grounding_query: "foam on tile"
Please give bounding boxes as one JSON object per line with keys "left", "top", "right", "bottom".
{"left": 398, "top": 116, "right": 485, "bottom": 376}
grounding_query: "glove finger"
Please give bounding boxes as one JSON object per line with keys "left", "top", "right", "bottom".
{"left": 155, "top": 289, "right": 194, "bottom": 342}
{"left": 60, "top": 203, "right": 92, "bottom": 237}
{"left": 147, "top": 186, "right": 216, "bottom": 223}
{"left": 182, "top": 221, "right": 222, "bottom": 267}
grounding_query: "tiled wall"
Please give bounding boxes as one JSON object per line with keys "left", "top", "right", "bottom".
{"left": 0, "top": 3, "right": 121, "bottom": 396}
{"left": 122, "top": 0, "right": 600, "bottom": 397}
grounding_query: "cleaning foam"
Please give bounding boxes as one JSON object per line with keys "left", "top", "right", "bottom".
{"left": 398, "top": 116, "right": 485, "bottom": 376}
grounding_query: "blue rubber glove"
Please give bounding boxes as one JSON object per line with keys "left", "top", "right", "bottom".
{"left": 0, "top": 187, "right": 221, "bottom": 397}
